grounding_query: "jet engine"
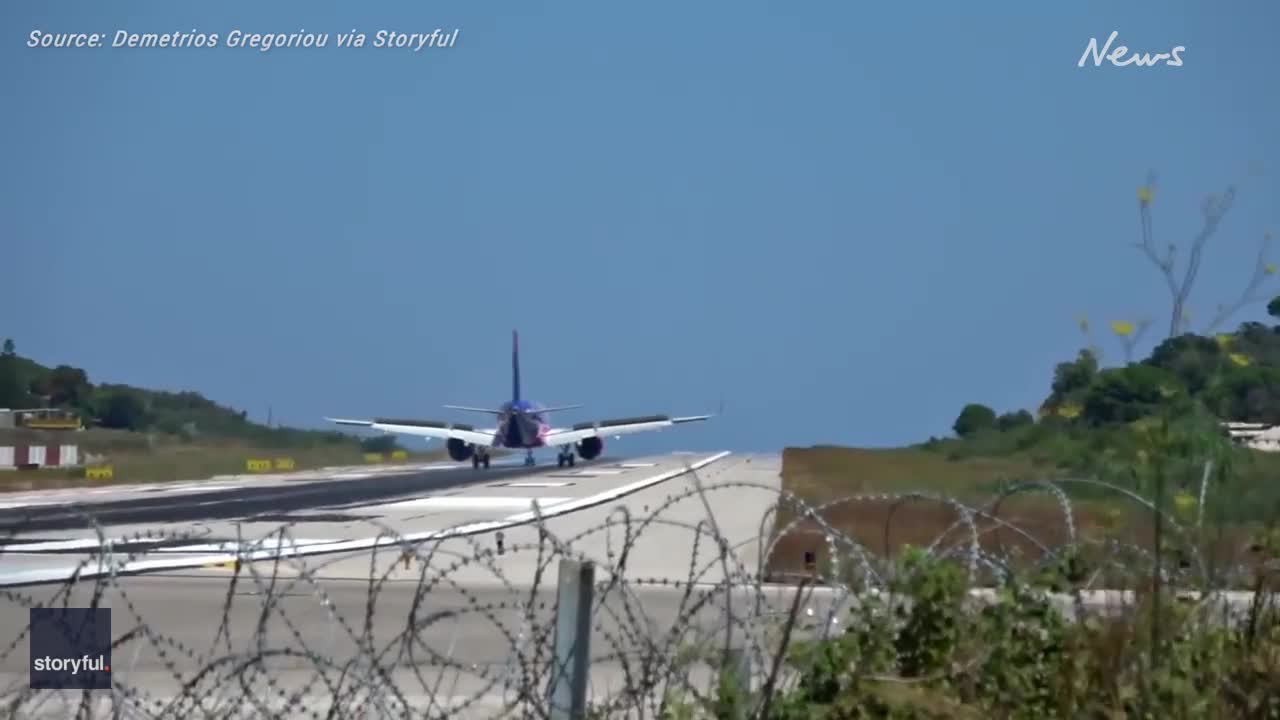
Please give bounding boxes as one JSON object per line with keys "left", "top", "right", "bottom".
{"left": 576, "top": 437, "right": 603, "bottom": 461}
{"left": 447, "top": 438, "right": 474, "bottom": 462}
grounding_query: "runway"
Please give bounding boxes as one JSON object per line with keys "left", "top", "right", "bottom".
{"left": 0, "top": 451, "right": 779, "bottom": 586}
{"left": 0, "top": 458, "right": 561, "bottom": 534}
{"left": 0, "top": 450, "right": 788, "bottom": 717}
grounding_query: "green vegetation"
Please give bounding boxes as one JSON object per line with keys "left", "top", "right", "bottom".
{"left": 754, "top": 171, "right": 1280, "bottom": 716}
{"left": 665, "top": 547, "right": 1280, "bottom": 719}
{"left": 0, "top": 337, "right": 360, "bottom": 447}
{"left": 0, "top": 339, "right": 442, "bottom": 488}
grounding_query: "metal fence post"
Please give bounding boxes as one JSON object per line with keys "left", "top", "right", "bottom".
{"left": 548, "top": 558, "right": 594, "bottom": 720}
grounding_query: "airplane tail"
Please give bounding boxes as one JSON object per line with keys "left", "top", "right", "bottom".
{"left": 512, "top": 329, "right": 521, "bottom": 404}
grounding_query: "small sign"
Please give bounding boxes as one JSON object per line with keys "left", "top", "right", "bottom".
{"left": 85, "top": 466, "right": 114, "bottom": 480}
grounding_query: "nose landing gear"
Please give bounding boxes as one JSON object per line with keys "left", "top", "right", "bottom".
{"left": 523, "top": 450, "right": 536, "bottom": 467}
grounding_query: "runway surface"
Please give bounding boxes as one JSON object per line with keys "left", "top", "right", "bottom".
{"left": 0, "top": 450, "right": 788, "bottom": 717}
{"left": 0, "top": 458, "right": 572, "bottom": 534}
{"left": 0, "top": 451, "right": 778, "bottom": 585}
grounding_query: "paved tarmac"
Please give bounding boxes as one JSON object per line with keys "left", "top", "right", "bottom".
{"left": 0, "top": 451, "right": 780, "bottom": 585}
{"left": 0, "top": 451, "right": 789, "bottom": 717}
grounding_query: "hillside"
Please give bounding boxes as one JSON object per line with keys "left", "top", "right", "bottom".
{"left": 918, "top": 315, "right": 1280, "bottom": 481}
{"left": 0, "top": 338, "right": 391, "bottom": 453}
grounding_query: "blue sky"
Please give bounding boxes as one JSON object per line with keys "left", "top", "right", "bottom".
{"left": 3, "top": 1, "right": 1277, "bottom": 455}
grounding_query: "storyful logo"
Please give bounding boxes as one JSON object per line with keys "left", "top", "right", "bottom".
{"left": 1078, "top": 31, "right": 1184, "bottom": 68}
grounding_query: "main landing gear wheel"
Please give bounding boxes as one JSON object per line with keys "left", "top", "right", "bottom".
{"left": 523, "top": 450, "right": 536, "bottom": 467}
{"left": 557, "top": 448, "right": 575, "bottom": 468}
{"left": 472, "top": 453, "right": 491, "bottom": 469}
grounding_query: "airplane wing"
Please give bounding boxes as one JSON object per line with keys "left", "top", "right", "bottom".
{"left": 543, "top": 414, "right": 711, "bottom": 446}
{"left": 326, "top": 417, "right": 499, "bottom": 447}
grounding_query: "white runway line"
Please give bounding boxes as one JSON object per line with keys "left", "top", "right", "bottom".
{"left": 164, "top": 484, "right": 238, "bottom": 493}
{"left": 568, "top": 470, "right": 625, "bottom": 477}
{"left": 154, "top": 539, "right": 342, "bottom": 553}
{"left": 1, "top": 537, "right": 170, "bottom": 552}
{"left": 502, "top": 481, "right": 574, "bottom": 488}
{"left": 616, "top": 462, "right": 658, "bottom": 468}
{"left": 373, "top": 496, "right": 574, "bottom": 511}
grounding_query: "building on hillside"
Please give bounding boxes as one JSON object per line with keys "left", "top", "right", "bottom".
{"left": 1222, "top": 421, "right": 1280, "bottom": 451}
{"left": 10, "top": 408, "right": 82, "bottom": 431}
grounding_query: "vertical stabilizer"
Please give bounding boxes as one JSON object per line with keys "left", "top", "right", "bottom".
{"left": 512, "top": 329, "right": 522, "bottom": 404}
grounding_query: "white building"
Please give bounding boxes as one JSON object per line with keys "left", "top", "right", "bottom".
{"left": 1222, "top": 421, "right": 1280, "bottom": 451}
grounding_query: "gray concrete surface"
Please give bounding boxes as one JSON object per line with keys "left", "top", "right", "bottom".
{"left": 0, "top": 451, "right": 777, "bottom": 585}
{"left": 0, "top": 450, "right": 789, "bottom": 717}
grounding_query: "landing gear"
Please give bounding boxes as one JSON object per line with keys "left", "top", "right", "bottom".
{"left": 523, "top": 450, "right": 536, "bottom": 467}
{"left": 472, "top": 451, "right": 491, "bottom": 469}
{"left": 556, "top": 445, "right": 576, "bottom": 468}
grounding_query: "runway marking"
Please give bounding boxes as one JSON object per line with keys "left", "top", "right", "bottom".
{"left": 156, "top": 539, "right": 342, "bottom": 553}
{"left": 162, "top": 484, "right": 239, "bottom": 493}
{"left": 501, "top": 481, "right": 574, "bottom": 488}
{"left": 0, "top": 501, "right": 54, "bottom": 509}
{"left": 0, "top": 537, "right": 170, "bottom": 552}
{"left": 616, "top": 462, "right": 658, "bottom": 468}
{"left": 373, "top": 496, "right": 574, "bottom": 511}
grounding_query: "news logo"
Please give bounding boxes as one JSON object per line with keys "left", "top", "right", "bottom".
{"left": 29, "top": 607, "right": 112, "bottom": 690}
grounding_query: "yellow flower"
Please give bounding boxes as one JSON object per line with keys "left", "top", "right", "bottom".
{"left": 1137, "top": 186, "right": 1154, "bottom": 205}
{"left": 1058, "top": 403, "right": 1082, "bottom": 419}
{"left": 1215, "top": 334, "right": 1233, "bottom": 349}
{"left": 1173, "top": 492, "right": 1196, "bottom": 517}
{"left": 1229, "top": 352, "right": 1252, "bottom": 367}
{"left": 1266, "top": 263, "right": 1276, "bottom": 276}
{"left": 1111, "top": 320, "right": 1135, "bottom": 337}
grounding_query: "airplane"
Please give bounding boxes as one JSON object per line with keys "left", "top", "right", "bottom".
{"left": 325, "top": 330, "right": 712, "bottom": 469}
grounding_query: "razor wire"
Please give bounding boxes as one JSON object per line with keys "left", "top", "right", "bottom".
{"left": 0, "top": 454, "right": 1273, "bottom": 719}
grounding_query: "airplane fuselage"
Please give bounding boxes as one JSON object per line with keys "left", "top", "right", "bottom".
{"left": 495, "top": 400, "right": 552, "bottom": 449}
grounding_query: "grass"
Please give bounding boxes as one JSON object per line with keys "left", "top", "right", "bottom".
{"left": 0, "top": 427, "right": 449, "bottom": 491}
{"left": 768, "top": 444, "right": 1275, "bottom": 588}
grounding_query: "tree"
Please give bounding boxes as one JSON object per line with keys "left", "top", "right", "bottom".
{"left": 97, "top": 391, "right": 147, "bottom": 430}
{"left": 0, "top": 363, "right": 22, "bottom": 408}
{"left": 997, "top": 410, "right": 1034, "bottom": 431}
{"left": 1268, "top": 296, "right": 1280, "bottom": 322}
{"left": 1051, "top": 350, "right": 1099, "bottom": 398}
{"left": 953, "top": 403, "right": 997, "bottom": 438}
{"left": 1146, "top": 334, "right": 1221, "bottom": 395}
{"left": 1, "top": 339, "right": 13, "bottom": 357}
{"left": 45, "top": 365, "right": 92, "bottom": 408}
{"left": 1082, "top": 365, "right": 1181, "bottom": 426}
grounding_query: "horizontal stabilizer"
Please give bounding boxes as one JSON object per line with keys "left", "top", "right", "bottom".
{"left": 443, "top": 405, "right": 503, "bottom": 415}
{"left": 534, "top": 404, "right": 583, "bottom": 414}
